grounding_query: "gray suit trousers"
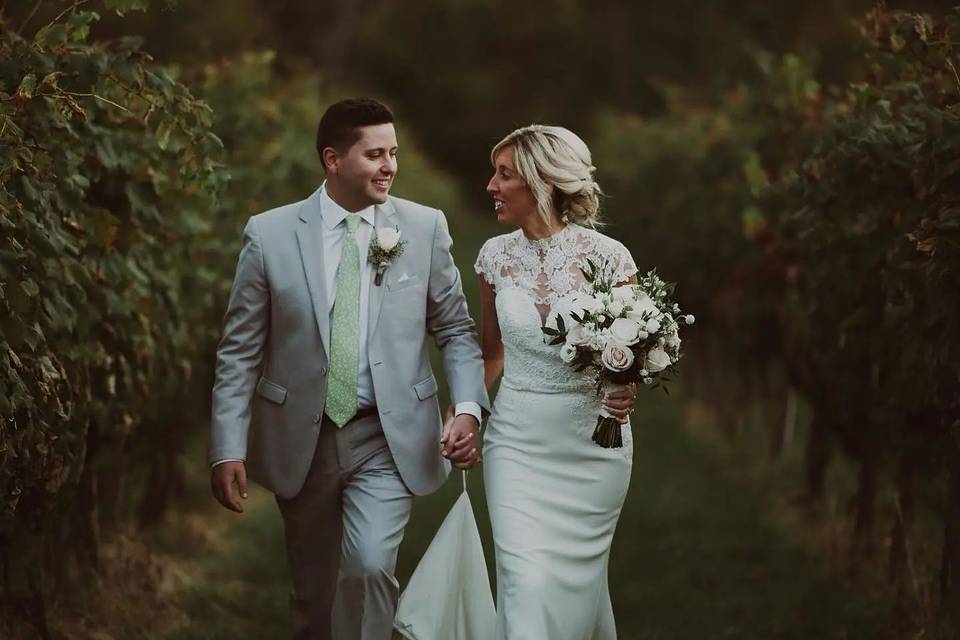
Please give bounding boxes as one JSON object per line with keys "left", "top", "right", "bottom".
{"left": 276, "top": 412, "right": 413, "bottom": 640}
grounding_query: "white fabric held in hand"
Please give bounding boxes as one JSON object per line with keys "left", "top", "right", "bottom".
{"left": 394, "top": 473, "right": 496, "bottom": 640}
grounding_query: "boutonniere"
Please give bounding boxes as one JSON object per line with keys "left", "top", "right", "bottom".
{"left": 368, "top": 226, "right": 405, "bottom": 286}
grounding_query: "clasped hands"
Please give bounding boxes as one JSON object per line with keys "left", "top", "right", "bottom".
{"left": 441, "top": 409, "right": 481, "bottom": 470}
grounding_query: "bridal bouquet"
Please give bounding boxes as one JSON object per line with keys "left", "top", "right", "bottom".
{"left": 542, "top": 261, "right": 694, "bottom": 448}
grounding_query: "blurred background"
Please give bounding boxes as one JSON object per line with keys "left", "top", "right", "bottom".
{"left": 1, "top": 1, "right": 958, "bottom": 638}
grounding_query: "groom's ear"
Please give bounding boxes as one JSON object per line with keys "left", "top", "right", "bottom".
{"left": 321, "top": 147, "right": 339, "bottom": 174}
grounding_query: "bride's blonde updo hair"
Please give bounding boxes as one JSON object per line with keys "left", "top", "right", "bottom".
{"left": 491, "top": 124, "right": 603, "bottom": 227}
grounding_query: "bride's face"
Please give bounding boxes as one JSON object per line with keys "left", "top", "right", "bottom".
{"left": 487, "top": 146, "right": 539, "bottom": 227}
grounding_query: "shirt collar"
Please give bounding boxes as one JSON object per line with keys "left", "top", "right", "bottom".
{"left": 319, "top": 183, "right": 375, "bottom": 230}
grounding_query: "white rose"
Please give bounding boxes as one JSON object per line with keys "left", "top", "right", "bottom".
{"left": 565, "top": 322, "right": 593, "bottom": 346}
{"left": 376, "top": 227, "right": 401, "bottom": 251}
{"left": 644, "top": 346, "right": 672, "bottom": 373}
{"left": 644, "top": 317, "right": 661, "bottom": 334}
{"left": 601, "top": 343, "right": 635, "bottom": 372}
{"left": 560, "top": 343, "right": 578, "bottom": 364}
{"left": 684, "top": 314, "right": 695, "bottom": 325}
{"left": 609, "top": 318, "right": 642, "bottom": 346}
{"left": 612, "top": 285, "right": 636, "bottom": 303}
{"left": 638, "top": 330, "right": 649, "bottom": 341}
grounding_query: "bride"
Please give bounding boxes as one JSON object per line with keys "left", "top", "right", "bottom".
{"left": 475, "top": 125, "right": 638, "bottom": 639}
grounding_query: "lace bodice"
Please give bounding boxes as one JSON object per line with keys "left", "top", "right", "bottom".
{"left": 474, "top": 225, "right": 638, "bottom": 394}
{"left": 475, "top": 225, "right": 637, "bottom": 322}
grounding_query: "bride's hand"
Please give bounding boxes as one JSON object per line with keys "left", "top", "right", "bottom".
{"left": 603, "top": 383, "right": 637, "bottom": 424}
{"left": 441, "top": 413, "right": 481, "bottom": 469}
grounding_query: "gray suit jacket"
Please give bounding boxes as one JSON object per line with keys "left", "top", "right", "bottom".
{"left": 209, "top": 187, "right": 489, "bottom": 498}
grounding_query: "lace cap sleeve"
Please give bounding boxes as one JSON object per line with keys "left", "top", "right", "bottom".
{"left": 474, "top": 237, "right": 496, "bottom": 286}
{"left": 608, "top": 238, "right": 639, "bottom": 284}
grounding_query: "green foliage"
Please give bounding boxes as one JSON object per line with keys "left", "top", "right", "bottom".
{"left": 766, "top": 5, "right": 960, "bottom": 455}
{"left": 591, "top": 5, "right": 959, "bottom": 625}
{"left": 0, "top": 5, "right": 226, "bottom": 540}
{"left": 348, "top": 0, "right": 868, "bottom": 190}
{"left": 592, "top": 51, "right": 824, "bottom": 341}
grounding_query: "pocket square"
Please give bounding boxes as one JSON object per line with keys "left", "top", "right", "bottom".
{"left": 396, "top": 272, "right": 417, "bottom": 283}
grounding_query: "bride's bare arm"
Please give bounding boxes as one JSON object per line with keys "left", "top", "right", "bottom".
{"left": 479, "top": 276, "right": 504, "bottom": 389}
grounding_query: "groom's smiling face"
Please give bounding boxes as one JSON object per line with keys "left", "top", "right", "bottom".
{"left": 326, "top": 123, "right": 398, "bottom": 211}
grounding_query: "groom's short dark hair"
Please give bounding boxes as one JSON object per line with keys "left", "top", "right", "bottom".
{"left": 316, "top": 98, "right": 395, "bottom": 170}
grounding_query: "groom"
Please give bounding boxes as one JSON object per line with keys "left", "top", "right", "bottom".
{"left": 208, "top": 97, "right": 489, "bottom": 639}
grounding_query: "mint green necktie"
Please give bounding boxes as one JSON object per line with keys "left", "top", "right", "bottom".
{"left": 325, "top": 214, "right": 362, "bottom": 427}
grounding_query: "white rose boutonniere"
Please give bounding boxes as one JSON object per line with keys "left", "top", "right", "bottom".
{"left": 375, "top": 227, "right": 401, "bottom": 251}
{"left": 368, "top": 226, "right": 406, "bottom": 285}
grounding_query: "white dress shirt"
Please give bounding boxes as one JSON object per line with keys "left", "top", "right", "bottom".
{"left": 212, "top": 185, "right": 480, "bottom": 467}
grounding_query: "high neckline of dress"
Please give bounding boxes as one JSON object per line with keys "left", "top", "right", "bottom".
{"left": 520, "top": 223, "right": 573, "bottom": 249}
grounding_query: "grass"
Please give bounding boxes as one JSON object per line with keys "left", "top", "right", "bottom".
{"left": 160, "top": 492, "right": 290, "bottom": 640}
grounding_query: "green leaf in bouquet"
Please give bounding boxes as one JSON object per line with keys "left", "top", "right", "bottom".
{"left": 556, "top": 314, "right": 566, "bottom": 334}
{"left": 581, "top": 257, "right": 597, "bottom": 282}
{"left": 542, "top": 326, "right": 560, "bottom": 336}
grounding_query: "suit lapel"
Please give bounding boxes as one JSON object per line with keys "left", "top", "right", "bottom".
{"left": 367, "top": 199, "right": 398, "bottom": 339}
{"left": 296, "top": 188, "right": 331, "bottom": 357}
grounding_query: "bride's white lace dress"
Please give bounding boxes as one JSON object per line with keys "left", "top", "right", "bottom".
{"left": 474, "top": 223, "right": 637, "bottom": 640}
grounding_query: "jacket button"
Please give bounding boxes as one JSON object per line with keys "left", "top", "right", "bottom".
{"left": 321, "top": 367, "right": 327, "bottom": 375}
{"left": 313, "top": 413, "right": 322, "bottom": 424}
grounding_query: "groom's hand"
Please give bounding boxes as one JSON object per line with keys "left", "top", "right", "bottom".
{"left": 211, "top": 461, "right": 248, "bottom": 513}
{"left": 441, "top": 414, "right": 480, "bottom": 470}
